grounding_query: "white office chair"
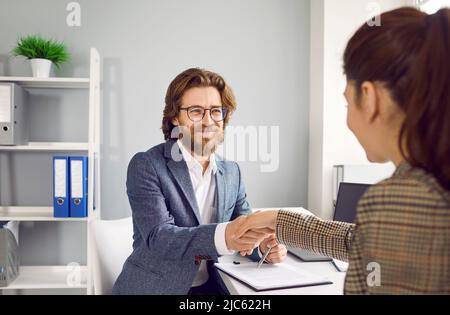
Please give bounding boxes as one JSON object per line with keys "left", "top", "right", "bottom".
{"left": 90, "top": 217, "right": 133, "bottom": 295}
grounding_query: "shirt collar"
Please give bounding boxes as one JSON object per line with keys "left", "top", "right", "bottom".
{"left": 177, "top": 140, "right": 217, "bottom": 175}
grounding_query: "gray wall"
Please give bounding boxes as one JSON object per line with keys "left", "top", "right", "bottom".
{"left": 0, "top": 0, "right": 309, "bottom": 267}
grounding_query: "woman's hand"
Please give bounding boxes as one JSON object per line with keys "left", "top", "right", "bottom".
{"left": 225, "top": 215, "right": 272, "bottom": 252}
{"left": 235, "top": 210, "right": 279, "bottom": 239}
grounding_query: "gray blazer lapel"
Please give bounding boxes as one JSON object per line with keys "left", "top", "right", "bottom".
{"left": 164, "top": 140, "right": 202, "bottom": 224}
{"left": 215, "top": 159, "right": 226, "bottom": 223}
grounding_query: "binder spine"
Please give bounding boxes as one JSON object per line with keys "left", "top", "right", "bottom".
{"left": 69, "top": 156, "right": 88, "bottom": 217}
{"left": 53, "top": 156, "right": 70, "bottom": 218}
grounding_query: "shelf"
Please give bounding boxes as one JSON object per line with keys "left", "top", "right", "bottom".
{"left": 0, "top": 207, "right": 88, "bottom": 221}
{"left": 0, "top": 49, "right": 101, "bottom": 295}
{"left": 0, "top": 266, "right": 87, "bottom": 290}
{"left": 0, "top": 76, "right": 90, "bottom": 89}
{"left": 0, "top": 142, "right": 89, "bottom": 152}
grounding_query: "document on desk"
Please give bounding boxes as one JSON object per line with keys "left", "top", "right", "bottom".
{"left": 332, "top": 259, "right": 349, "bottom": 272}
{"left": 214, "top": 262, "right": 332, "bottom": 292}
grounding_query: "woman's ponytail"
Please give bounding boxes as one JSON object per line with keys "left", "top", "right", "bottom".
{"left": 401, "top": 8, "right": 450, "bottom": 190}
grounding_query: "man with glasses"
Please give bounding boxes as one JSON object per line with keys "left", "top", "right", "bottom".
{"left": 113, "top": 68, "right": 286, "bottom": 295}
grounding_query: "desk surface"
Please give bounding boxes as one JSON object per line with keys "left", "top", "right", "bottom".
{"left": 217, "top": 253, "right": 345, "bottom": 295}
{"left": 217, "top": 207, "right": 346, "bottom": 295}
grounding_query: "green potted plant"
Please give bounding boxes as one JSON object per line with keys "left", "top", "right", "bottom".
{"left": 12, "top": 35, "right": 70, "bottom": 78}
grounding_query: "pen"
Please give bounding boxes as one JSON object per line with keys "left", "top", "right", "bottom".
{"left": 257, "top": 245, "right": 272, "bottom": 269}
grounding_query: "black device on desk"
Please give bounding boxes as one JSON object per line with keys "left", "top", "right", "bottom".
{"left": 288, "top": 182, "right": 371, "bottom": 262}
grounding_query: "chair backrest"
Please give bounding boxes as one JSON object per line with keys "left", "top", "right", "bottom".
{"left": 90, "top": 217, "right": 133, "bottom": 295}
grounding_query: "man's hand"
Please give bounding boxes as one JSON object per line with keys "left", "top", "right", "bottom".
{"left": 259, "top": 234, "right": 287, "bottom": 264}
{"left": 225, "top": 216, "right": 272, "bottom": 252}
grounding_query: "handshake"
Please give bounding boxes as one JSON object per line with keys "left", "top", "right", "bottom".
{"left": 224, "top": 210, "right": 287, "bottom": 264}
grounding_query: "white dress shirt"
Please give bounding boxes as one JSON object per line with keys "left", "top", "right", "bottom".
{"left": 177, "top": 140, "right": 234, "bottom": 287}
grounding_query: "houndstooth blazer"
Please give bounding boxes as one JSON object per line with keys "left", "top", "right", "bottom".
{"left": 276, "top": 162, "right": 450, "bottom": 295}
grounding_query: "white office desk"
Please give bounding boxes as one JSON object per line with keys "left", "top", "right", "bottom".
{"left": 217, "top": 254, "right": 345, "bottom": 295}
{"left": 217, "top": 207, "right": 345, "bottom": 295}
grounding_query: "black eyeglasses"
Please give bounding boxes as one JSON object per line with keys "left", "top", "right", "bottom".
{"left": 180, "top": 106, "right": 228, "bottom": 122}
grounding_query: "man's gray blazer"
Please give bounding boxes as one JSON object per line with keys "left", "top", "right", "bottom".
{"left": 112, "top": 140, "right": 258, "bottom": 295}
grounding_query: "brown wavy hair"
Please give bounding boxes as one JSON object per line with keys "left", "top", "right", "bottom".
{"left": 344, "top": 7, "right": 450, "bottom": 190}
{"left": 162, "top": 68, "right": 237, "bottom": 140}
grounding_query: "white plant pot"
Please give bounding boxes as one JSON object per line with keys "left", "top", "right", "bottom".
{"left": 30, "top": 58, "right": 52, "bottom": 78}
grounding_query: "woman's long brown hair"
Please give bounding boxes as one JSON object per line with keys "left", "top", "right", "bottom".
{"left": 344, "top": 7, "right": 450, "bottom": 190}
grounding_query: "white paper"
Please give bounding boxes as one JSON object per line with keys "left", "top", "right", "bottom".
{"left": 54, "top": 159, "right": 67, "bottom": 198}
{"left": 71, "top": 160, "right": 83, "bottom": 198}
{"left": 215, "top": 262, "right": 330, "bottom": 291}
{"left": 0, "top": 85, "right": 11, "bottom": 123}
{"left": 332, "top": 259, "right": 349, "bottom": 272}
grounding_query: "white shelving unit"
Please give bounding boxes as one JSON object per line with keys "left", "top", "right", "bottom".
{"left": 0, "top": 142, "right": 89, "bottom": 152}
{"left": 1, "top": 266, "right": 88, "bottom": 290}
{"left": 0, "top": 48, "right": 101, "bottom": 295}
{"left": 0, "top": 77, "right": 90, "bottom": 89}
{"left": 0, "top": 207, "right": 88, "bottom": 221}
